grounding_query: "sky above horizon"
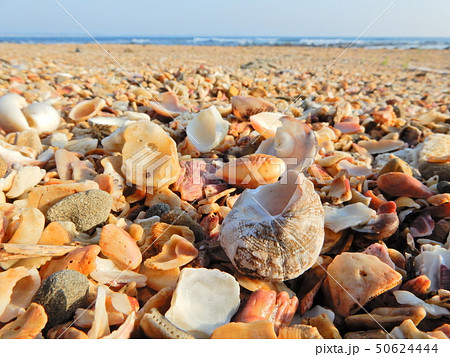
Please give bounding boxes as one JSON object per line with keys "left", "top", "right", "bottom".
{"left": 1, "top": 0, "right": 449, "bottom": 38}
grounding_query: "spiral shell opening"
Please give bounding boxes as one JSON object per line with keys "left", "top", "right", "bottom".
{"left": 219, "top": 170, "right": 325, "bottom": 282}
{"left": 249, "top": 170, "right": 302, "bottom": 217}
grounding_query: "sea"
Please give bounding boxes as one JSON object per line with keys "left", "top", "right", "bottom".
{"left": 0, "top": 36, "right": 449, "bottom": 50}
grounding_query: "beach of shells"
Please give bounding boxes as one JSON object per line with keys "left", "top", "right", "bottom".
{"left": 0, "top": 43, "right": 449, "bottom": 339}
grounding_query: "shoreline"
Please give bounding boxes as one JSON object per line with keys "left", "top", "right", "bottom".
{"left": 1, "top": 43, "right": 449, "bottom": 71}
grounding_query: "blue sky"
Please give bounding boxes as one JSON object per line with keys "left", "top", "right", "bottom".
{"left": 1, "top": 0, "right": 449, "bottom": 37}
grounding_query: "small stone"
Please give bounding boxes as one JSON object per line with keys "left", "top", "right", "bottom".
{"left": 145, "top": 203, "right": 170, "bottom": 218}
{"left": 32, "top": 269, "right": 89, "bottom": 328}
{"left": 379, "top": 157, "right": 413, "bottom": 176}
{"left": 160, "top": 209, "right": 205, "bottom": 241}
{"left": 28, "top": 181, "right": 99, "bottom": 215}
{"left": 437, "top": 181, "right": 450, "bottom": 194}
{"left": 399, "top": 125, "right": 421, "bottom": 146}
{"left": 0, "top": 157, "right": 8, "bottom": 178}
{"left": 46, "top": 189, "right": 112, "bottom": 232}
{"left": 419, "top": 162, "right": 450, "bottom": 181}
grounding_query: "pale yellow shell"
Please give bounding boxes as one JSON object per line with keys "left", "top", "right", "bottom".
{"left": 219, "top": 170, "right": 325, "bottom": 282}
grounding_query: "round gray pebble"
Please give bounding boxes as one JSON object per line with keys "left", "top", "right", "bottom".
{"left": 33, "top": 269, "right": 90, "bottom": 328}
{"left": 46, "top": 189, "right": 113, "bottom": 232}
{"left": 160, "top": 209, "right": 206, "bottom": 241}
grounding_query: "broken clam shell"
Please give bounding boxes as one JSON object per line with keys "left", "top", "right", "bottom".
{"left": 186, "top": 105, "right": 230, "bottom": 153}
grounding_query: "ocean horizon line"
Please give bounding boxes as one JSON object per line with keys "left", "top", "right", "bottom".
{"left": 1, "top": 35, "right": 449, "bottom": 50}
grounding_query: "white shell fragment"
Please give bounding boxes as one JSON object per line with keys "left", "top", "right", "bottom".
{"left": 21, "top": 102, "right": 61, "bottom": 134}
{"left": 90, "top": 257, "right": 147, "bottom": 287}
{"left": 186, "top": 105, "right": 230, "bottom": 152}
{"left": 6, "top": 166, "right": 46, "bottom": 198}
{"left": 165, "top": 268, "right": 240, "bottom": 338}
{"left": 324, "top": 202, "right": 377, "bottom": 233}
{"left": 0, "top": 93, "right": 30, "bottom": 133}
{"left": 0, "top": 93, "right": 60, "bottom": 134}
{"left": 414, "top": 244, "right": 450, "bottom": 291}
{"left": 393, "top": 290, "right": 450, "bottom": 319}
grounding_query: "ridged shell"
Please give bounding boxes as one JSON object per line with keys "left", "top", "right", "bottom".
{"left": 140, "top": 308, "right": 194, "bottom": 339}
{"left": 219, "top": 170, "right": 325, "bottom": 281}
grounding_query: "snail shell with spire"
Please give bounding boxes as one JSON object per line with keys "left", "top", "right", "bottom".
{"left": 219, "top": 170, "right": 325, "bottom": 282}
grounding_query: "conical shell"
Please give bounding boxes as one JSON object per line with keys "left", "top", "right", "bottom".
{"left": 219, "top": 170, "right": 325, "bottom": 281}
{"left": 68, "top": 98, "right": 106, "bottom": 123}
{"left": 186, "top": 105, "right": 230, "bottom": 152}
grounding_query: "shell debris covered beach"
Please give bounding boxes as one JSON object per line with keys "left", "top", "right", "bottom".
{"left": 0, "top": 43, "right": 449, "bottom": 339}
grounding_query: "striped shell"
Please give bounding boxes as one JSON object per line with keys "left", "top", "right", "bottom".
{"left": 219, "top": 170, "right": 325, "bottom": 282}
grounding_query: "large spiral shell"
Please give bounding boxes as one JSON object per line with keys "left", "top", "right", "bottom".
{"left": 219, "top": 170, "right": 324, "bottom": 282}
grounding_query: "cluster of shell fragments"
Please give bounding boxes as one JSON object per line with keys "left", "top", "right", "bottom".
{"left": 0, "top": 45, "right": 448, "bottom": 339}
